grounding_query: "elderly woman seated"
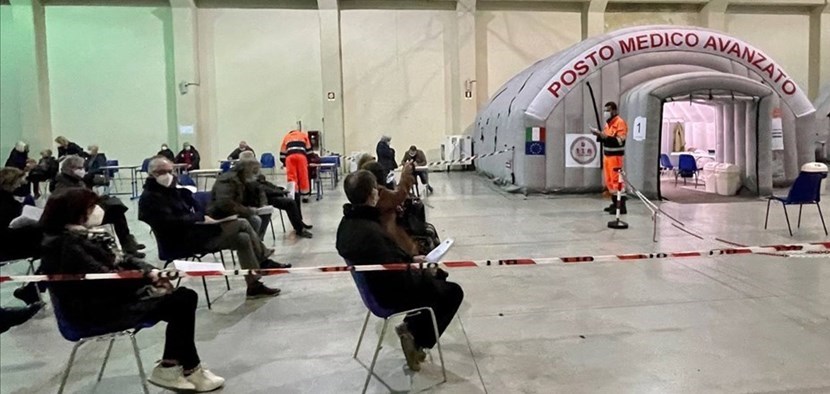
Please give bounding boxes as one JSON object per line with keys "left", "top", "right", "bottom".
{"left": 39, "top": 188, "right": 225, "bottom": 392}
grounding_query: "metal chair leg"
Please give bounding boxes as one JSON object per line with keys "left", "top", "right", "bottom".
{"left": 279, "top": 210, "right": 286, "bottom": 232}
{"left": 818, "top": 203, "right": 828, "bottom": 236}
{"left": 354, "top": 311, "right": 371, "bottom": 359}
{"left": 58, "top": 340, "right": 86, "bottom": 394}
{"left": 270, "top": 216, "right": 276, "bottom": 241}
{"left": 426, "top": 308, "right": 448, "bottom": 383}
{"left": 219, "top": 253, "right": 230, "bottom": 291}
{"left": 202, "top": 277, "right": 212, "bottom": 309}
{"left": 130, "top": 333, "right": 150, "bottom": 394}
{"left": 782, "top": 204, "right": 793, "bottom": 236}
{"left": 798, "top": 204, "right": 803, "bottom": 228}
{"left": 362, "top": 319, "right": 389, "bottom": 394}
{"left": 764, "top": 199, "right": 772, "bottom": 229}
{"left": 97, "top": 338, "right": 116, "bottom": 382}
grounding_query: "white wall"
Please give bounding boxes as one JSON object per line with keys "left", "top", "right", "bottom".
{"left": 45, "top": 6, "right": 169, "bottom": 166}
{"left": 0, "top": 5, "right": 21, "bottom": 157}
{"left": 341, "top": 9, "right": 450, "bottom": 160}
{"left": 480, "top": 10, "right": 582, "bottom": 97}
{"left": 726, "top": 12, "right": 811, "bottom": 93}
{"left": 605, "top": 11, "right": 699, "bottom": 31}
{"left": 198, "top": 9, "right": 323, "bottom": 163}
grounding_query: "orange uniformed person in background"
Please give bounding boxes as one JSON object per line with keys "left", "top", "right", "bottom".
{"left": 590, "top": 101, "right": 628, "bottom": 214}
{"left": 280, "top": 129, "right": 312, "bottom": 202}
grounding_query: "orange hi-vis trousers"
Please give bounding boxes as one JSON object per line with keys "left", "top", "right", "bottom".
{"left": 603, "top": 155, "right": 624, "bottom": 193}
{"left": 286, "top": 154, "right": 310, "bottom": 195}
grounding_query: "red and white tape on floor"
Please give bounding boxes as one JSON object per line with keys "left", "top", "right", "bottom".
{"left": 1, "top": 242, "right": 828, "bottom": 284}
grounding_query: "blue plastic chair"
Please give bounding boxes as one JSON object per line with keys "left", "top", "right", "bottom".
{"left": 49, "top": 290, "right": 156, "bottom": 394}
{"left": 764, "top": 172, "right": 827, "bottom": 236}
{"left": 345, "top": 259, "right": 446, "bottom": 393}
{"left": 319, "top": 155, "right": 341, "bottom": 187}
{"left": 220, "top": 160, "right": 232, "bottom": 173}
{"left": 660, "top": 154, "right": 674, "bottom": 174}
{"left": 260, "top": 153, "right": 276, "bottom": 169}
{"left": 676, "top": 154, "right": 699, "bottom": 187}
{"left": 178, "top": 173, "right": 197, "bottom": 187}
{"left": 140, "top": 158, "right": 151, "bottom": 174}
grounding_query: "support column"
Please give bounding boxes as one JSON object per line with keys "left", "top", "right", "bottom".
{"left": 167, "top": 0, "right": 203, "bottom": 157}
{"left": 447, "top": 0, "right": 477, "bottom": 134}
{"left": 8, "top": 0, "right": 52, "bottom": 151}
{"left": 808, "top": 4, "right": 829, "bottom": 100}
{"left": 582, "top": 0, "right": 608, "bottom": 39}
{"left": 317, "top": 0, "right": 346, "bottom": 155}
{"left": 700, "top": 0, "right": 729, "bottom": 32}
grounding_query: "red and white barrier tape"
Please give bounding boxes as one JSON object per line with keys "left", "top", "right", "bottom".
{"left": 1, "top": 242, "right": 827, "bottom": 284}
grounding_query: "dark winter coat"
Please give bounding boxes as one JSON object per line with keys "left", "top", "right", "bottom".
{"left": 175, "top": 148, "right": 201, "bottom": 170}
{"left": 376, "top": 141, "right": 397, "bottom": 173}
{"left": 51, "top": 172, "right": 85, "bottom": 192}
{"left": 157, "top": 148, "right": 175, "bottom": 162}
{"left": 85, "top": 153, "right": 108, "bottom": 175}
{"left": 0, "top": 190, "right": 41, "bottom": 261}
{"left": 40, "top": 229, "right": 158, "bottom": 333}
{"left": 208, "top": 170, "right": 261, "bottom": 219}
{"left": 57, "top": 142, "right": 87, "bottom": 159}
{"left": 336, "top": 204, "right": 427, "bottom": 308}
{"left": 28, "top": 156, "right": 59, "bottom": 182}
{"left": 227, "top": 147, "right": 255, "bottom": 161}
{"left": 5, "top": 149, "right": 28, "bottom": 170}
{"left": 138, "top": 177, "right": 221, "bottom": 258}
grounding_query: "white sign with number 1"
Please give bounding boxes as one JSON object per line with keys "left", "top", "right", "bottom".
{"left": 633, "top": 116, "right": 646, "bottom": 142}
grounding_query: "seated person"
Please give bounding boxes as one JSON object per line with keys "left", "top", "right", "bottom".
{"left": 401, "top": 145, "right": 433, "bottom": 194}
{"left": 51, "top": 155, "right": 146, "bottom": 257}
{"left": 209, "top": 158, "right": 268, "bottom": 239}
{"left": 336, "top": 170, "right": 463, "bottom": 372}
{"left": 175, "top": 142, "right": 201, "bottom": 170}
{"left": 227, "top": 141, "right": 255, "bottom": 161}
{"left": 5, "top": 141, "right": 28, "bottom": 170}
{"left": 55, "top": 136, "right": 87, "bottom": 160}
{"left": 27, "top": 149, "right": 59, "bottom": 198}
{"left": 240, "top": 151, "right": 312, "bottom": 239}
{"left": 361, "top": 160, "right": 419, "bottom": 255}
{"left": 0, "top": 167, "right": 43, "bottom": 262}
{"left": 157, "top": 143, "right": 175, "bottom": 162}
{"left": 39, "top": 188, "right": 225, "bottom": 392}
{"left": 83, "top": 144, "right": 109, "bottom": 185}
{"left": 138, "top": 157, "right": 288, "bottom": 299}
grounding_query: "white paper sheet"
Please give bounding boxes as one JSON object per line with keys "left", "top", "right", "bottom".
{"left": 425, "top": 238, "right": 454, "bottom": 263}
{"left": 8, "top": 205, "right": 43, "bottom": 229}
{"left": 256, "top": 205, "right": 274, "bottom": 215}
{"left": 173, "top": 261, "right": 224, "bottom": 272}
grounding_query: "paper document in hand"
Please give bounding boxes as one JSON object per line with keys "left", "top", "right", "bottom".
{"left": 256, "top": 205, "right": 274, "bottom": 215}
{"left": 173, "top": 261, "right": 225, "bottom": 274}
{"left": 207, "top": 215, "right": 239, "bottom": 224}
{"left": 8, "top": 205, "right": 43, "bottom": 229}
{"left": 426, "top": 238, "right": 454, "bottom": 263}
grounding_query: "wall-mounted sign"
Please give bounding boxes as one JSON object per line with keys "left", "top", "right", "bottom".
{"left": 633, "top": 116, "right": 646, "bottom": 141}
{"left": 566, "top": 134, "right": 600, "bottom": 168}
{"left": 179, "top": 124, "right": 194, "bottom": 135}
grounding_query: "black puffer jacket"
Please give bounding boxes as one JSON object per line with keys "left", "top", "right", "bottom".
{"left": 40, "top": 229, "right": 157, "bottom": 333}
{"left": 138, "top": 177, "right": 221, "bottom": 258}
{"left": 336, "top": 204, "right": 430, "bottom": 308}
{"left": 376, "top": 141, "right": 397, "bottom": 173}
{"left": 51, "top": 172, "right": 85, "bottom": 192}
{"left": 57, "top": 142, "right": 87, "bottom": 159}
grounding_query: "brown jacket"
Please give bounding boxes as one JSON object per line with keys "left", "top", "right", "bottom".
{"left": 401, "top": 150, "right": 427, "bottom": 166}
{"left": 376, "top": 166, "right": 419, "bottom": 256}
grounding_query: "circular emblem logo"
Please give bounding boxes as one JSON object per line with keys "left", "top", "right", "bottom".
{"left": 570, "top": 136, "right": 597, "bottom": 165}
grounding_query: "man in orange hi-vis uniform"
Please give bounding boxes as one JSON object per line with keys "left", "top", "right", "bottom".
{"left": 280, "top": 129, "right": 312, "bottom": 202}
{"left": 590, "top": 101, "right": 628, "bottom": 215}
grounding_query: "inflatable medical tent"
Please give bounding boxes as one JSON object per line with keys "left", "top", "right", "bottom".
{"left": 815, "top": 85, "right": 830, "bottom": 162}
{"left": 474, "top": 25, "right": 817, "bottom": 198}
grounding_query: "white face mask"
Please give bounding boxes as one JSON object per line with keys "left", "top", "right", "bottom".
{"left": 603, "top": 111, "right": 612, "bottom": 119}
{"left": 184, "top": 146, "right": 192, "bottom": 151}
{"left": 156, "top": 173, "right": 174, "bottom": 187}
{"left": 161, "top": 145, "right": 168, "bottom": 151}
{"left": 73, "top": 169, "right": 86, "bottom": 178}
{"left": 85, "top": 205, "right": 105, "bottom": 228}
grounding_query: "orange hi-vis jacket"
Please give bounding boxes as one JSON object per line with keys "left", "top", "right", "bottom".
{"left": 601, "top": 116, "right": 628, "bottom": 157}
{"left": 280, "top": 130, "right": 311, "bottom": 163}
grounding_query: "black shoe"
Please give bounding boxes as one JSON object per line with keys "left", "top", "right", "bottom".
{"left": 296, "top": 230, "right": 313, "bottom": 239}
{"left": 603, "top": 196, "right": 616, "bottom": 213}
{"left": 302, "top": 198, "right": 309, "bottom": 203}
{"left": 13, "top": 283, "right": 40, "bottom": 305}
{"left": 608, "top": 196, "right": 628, "bottom": 215}
{"left": 245, "top": 282, "right": 281, "bottom": 300}
{"left": 128, "top": 251, "right": 146, "bottom": 259}
{"left": 302, "top": 223, "right": 313, "bottom": 230}
{"left": 426, "top": 185, "right": 434, "bottom": 194}
{"left": 261, "top": 259, "right": 292, "bottom": 269}
{"left": 0, "top": 302, "right": 43, "bottom": 334}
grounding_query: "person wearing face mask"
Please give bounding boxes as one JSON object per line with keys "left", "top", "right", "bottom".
{"left": 84, "top": 145, "right": 108, "bottom": 182}
{"left": 175, "top": 142, "right": 201, "bottom": 170}
{"left": 227, "top": 141, "right": 255, "bottom": 161}
{"left": 336, "top": 170, "right": 464, "bottom": 372}
{"left": 590, "top": 101, "right": 629, "bottom": 214}
{"left": 139, "top": 157, "right": 286, "bottom": 299}
{"left": 208, "top": 158, "right": 269, "bottom": 238}
{"left": 157, "top": 143, "right": 175, "bottom": 162}
{"left": 52, "top": 155, "right": 146, "bottom": 257}
{"left": 39, "top": 187, "right": 225, "bottom": 392}
{"left": 27, "top": 149, "right": 59, "bottom": 199}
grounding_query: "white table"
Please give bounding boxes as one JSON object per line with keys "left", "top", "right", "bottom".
{"left": 99, "top": 165, "right": 142, "bottom": 199}
{"left": 187, "top": 168, "right": 222, "bottom": 191}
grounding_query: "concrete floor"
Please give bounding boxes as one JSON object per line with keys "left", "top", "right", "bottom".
{"left": 1, "top": 172, "right": 829, "bottom": 394}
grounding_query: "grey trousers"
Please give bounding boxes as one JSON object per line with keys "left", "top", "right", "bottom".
{"left": 203, "top": 219, "right": 268, "bottom": 270}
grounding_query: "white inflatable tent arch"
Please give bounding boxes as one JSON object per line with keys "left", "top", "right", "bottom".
{"left": 815, "top": 85, "right": 830, "bottom": 162}
{"left": 475, "top": 25, "right": 817, "bottom": 198}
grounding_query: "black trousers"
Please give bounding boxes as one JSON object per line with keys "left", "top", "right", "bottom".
{"left": 268, "top": 195, "right": 304, "bottom": 232}
{"left": 147, "top": 288, "right": 201, "bottom": 370}
{"left": 389, "top": 279, "right": 464, "bottom": 349}
{"left": 102, "top": 207, "right": 133, "bottom": 250}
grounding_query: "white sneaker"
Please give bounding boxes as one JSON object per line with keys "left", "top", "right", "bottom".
{"left": 186, "top": 365, "right": 225, "bottom": 392}
{"left": 148, "top": 364, "right": 196, "bottom": 391}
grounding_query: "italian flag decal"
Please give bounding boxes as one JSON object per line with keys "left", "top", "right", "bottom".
{"left": 526, "top": 127, "right": 546, "bottom": 142}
